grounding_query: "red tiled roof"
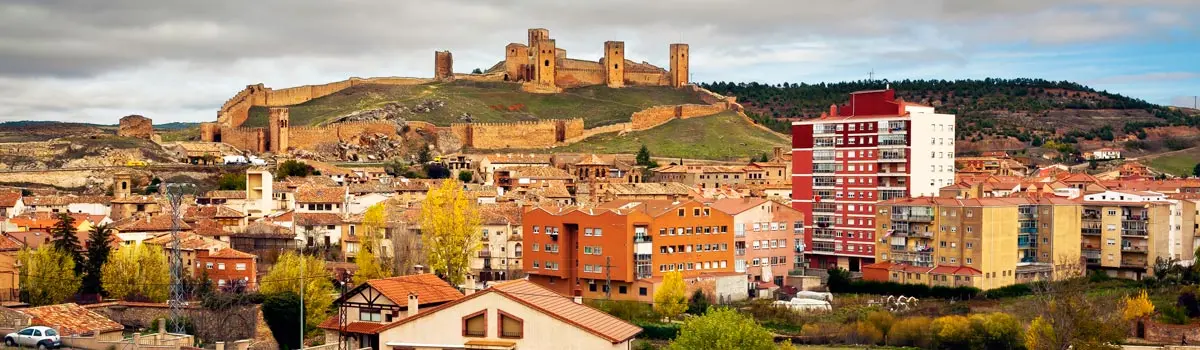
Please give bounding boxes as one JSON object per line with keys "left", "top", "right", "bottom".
{"left": 208, "top": 247, "right": 256, "bottom": 259}
{"left": 191, "top": 219, "right": 229, "bottom": 237}
{"left": 200, "top": 190, "right": 246, "bottom": 199}
{"left": 296, "top": 186, "right": 346, "bottom": 203}
{"left": 295, "top": 212, "right": 344, "bottom": 226}
{"left": 316, "top": 316, "right": 386, "bottom": 334}
{"left": 0, "top": 190, "right": 21, "bottom": 207}
{"left": 0, "top": 234, "right": 26, "bottom": 251}
{"left": 184, "top": 205, "right": 244, "bottom": 220}
{"left": 5, "top": 231, "right": 51, "bottom": 249}
{"left": 21, "top": 303, "right": 124, "bottom": 336}
{"left": 114, "top": 214, "right": 190, "bottom": 232}
{"left": 364, "top": 274, "right": 464, "bottom": 306}
{"left": 144, "top": 231, "right": 228, "bottom": 251}
{"left": 709, "top": 198, "right": 769, "bottom": 215}
{"left": 232, "top": 222, "right": 294, "bottom": 238}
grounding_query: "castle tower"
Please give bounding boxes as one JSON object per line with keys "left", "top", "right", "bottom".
{"left": 669, "top": 43, "right": 689, "bottom": 88}
{"left": 200, "top": 122, "right": 219, "bottom": 142}
{"left": 604, "top": 41, "right": 625, "bottom": 88}
{"left": 528, "top": 28, "right": 549, "bottom": 48}
{"left": 505, "top": 43, "right": 530, "bottom": 81}
{"left": 113, "top": 172, "right": 132, "bottom": 199}
{"left": 434, "top": 50, "right": 454, "bottom": 81}
{"left": 268, "top": 108, "right": 290, "bottom": 153}
{"left": 534, "top": 39, "right": 557, "bottom": 87}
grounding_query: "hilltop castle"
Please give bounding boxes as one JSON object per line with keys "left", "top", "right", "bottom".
{"left": 202, "top": 28, "right": 693, "bottom": 154}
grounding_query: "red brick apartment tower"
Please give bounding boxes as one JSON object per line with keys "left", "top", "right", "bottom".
{"left": 791, "top": 89, "right": 956, "bottom": 271}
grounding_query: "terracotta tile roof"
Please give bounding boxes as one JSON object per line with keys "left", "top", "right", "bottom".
{"left": 363, "top": 274, "right": 464, "bottom": 306}
{"left": 114, "top": 214, "right": 189, "bottom": 232}
{"left": 295, "top": 212, "right": 344, "bottom": 226}
{"left": 208, "top": 247, "right": 256, "bottom": 259}
{"left": 316, "top": 316, "right": 386, "bottom": 334}
{"left": 232, "top": 222, "right": 294, "bottom": 238}
{"left": 190, "top": 219, "right": 229, "bottom": 237}
{"left": 0, "top": 234, "right": 26, "bottom": 251}
{"left": 144, "top": 231, "right": 228, "bottom": 251}
{"left": 490, "top": 280, "right": 641, "bottom": 343}
{"left": 23, "top": 195, "right": 109, "bottom": 207}
{"left": 110, "top": 195, "right": 161, "bottom": 204}
{"left": 479, "top": 203, "right": 522, "bottom": 225}
{"left": 262, "top": 210, "right": 294, "bottom": 224}
{"left": 5, "top": 231, "right": 50, "bottom": 249}
{"left": 499, "top": 166, "right": 574, "bottom": 179}
{"left": 184, "top": 205, "right": 244, "bottom": 220}
{"left": 349, "top": 182, "right": 396, "bottom": 194}
{"left": 600, "top": 182, "right": 693, "bottom": 196}
{"left": 484, "top": 154, "right": 552, "bottom": 164}
{"left": 8, "top": 212, "right": 101, "bottom": 231}
{"left": 200, "top": 190, "right": 246, "bottom": 200}
{"left": 295, "top": 186, "right": 346, "bottom": 203}
{"left": 709, "top": 198, "right": 769, "bottom": 215}
{"left": 21, "top": 303, "right": 124, "bottom": 336}
{"left": 0, "top": 190, "right": 21, "bottom": 207}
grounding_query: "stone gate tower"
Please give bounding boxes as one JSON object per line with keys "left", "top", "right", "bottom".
{"left": 528, "top": 28, "right": 549, "bottom": 48}
{"left": 670, "top": 43, "right": 689, "bottom": 88}
{"left": 604, "top": 41, "right": 625, "bottom": 88}
{"left": 268, "top": 108, "right": 290, "bottom": 153}
{"left": 434, "top": 51, "right": 454, "bottom": 81}
{"left": 113, "top": 172, "right": 132, "bottom": 199}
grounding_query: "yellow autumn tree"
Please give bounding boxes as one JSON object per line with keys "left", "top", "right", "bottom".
{"left": 353, "top": 202, "right": 393, "bottom": 285}
{"left": 260, "top": 251, "right": 335, "bottom": 330}
{"left": 1025, "top": 316, "right": 1055, "bottom": 350}
{"left": 1123, "top": 289, "right": 1155, "bottom": 320}
{"left": 419, "top": 179, "right": 481, "bottom": 286}
{"left": 101, "top": 243, "right": 170, "bottom": 302}
{"left": 654, "top": 271, "right": 688, "bottom": 321}
{"left": 18, "top": 246, "right": 81, "bottom": 306}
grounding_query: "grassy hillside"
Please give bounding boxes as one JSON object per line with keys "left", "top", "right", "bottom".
{"left": 544, "top": 112, "right": 789, "bottom": 161}
{"left": 1145, "top": 147, "right": 1200, "bottom": 176}
{"left": 243, "top": 81, "right": 705, "bottom": 128}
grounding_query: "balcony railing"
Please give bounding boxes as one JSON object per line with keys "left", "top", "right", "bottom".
{"left": 1019, "top": 227, "right": 1038, "bottom": 234}
{"left": 478, "top": 251, "right": 492, "bottom": 258}
{"left": 735, "top": 248, "right": 746, "bottom": 256}
{"left": 892, "top": 214, "right": 934, "bottom": 222}
{"left": 1121, "top": 261, "right": 1147, "bottom": 268}
{"left": 892, "top": 230, "right": 933, "bottom": 238}
{"left": 1122, "top": 215, "right": 1148, "bottom": 221}
{"left": 1082, "top": 227, "right": 1102, "bottom": 235}
{"left": 813, "top": 245, "right": 836, "bottom": 253}
{"left": 1121, "top": 245, "right": 1148, "bottom": 253}
{"left": 633, "top": 235, "right": 652, "bottom": 243}
{"left": 813, "top": 206, "right": 836, "bottom": 213}
{"left": 1018, "top": 241, "right": 1037, "bottom": 249}
{"left": 1121, "top": 229, "right": 1148, "bottom": 237}
{"left": 812, "top": 229, "right": 836, "bottom": 240}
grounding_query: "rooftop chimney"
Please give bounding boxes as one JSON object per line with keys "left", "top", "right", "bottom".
{"left": 407, "top": 292, "right": 419, "bottom": 315}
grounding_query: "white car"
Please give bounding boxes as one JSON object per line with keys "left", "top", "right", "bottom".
{"left": 4, "top": 326, "right": 61, "bottom": 349}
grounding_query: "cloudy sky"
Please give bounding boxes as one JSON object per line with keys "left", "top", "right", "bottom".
{"left": 1, "top": 0, "right": 1198, "bottom": 124}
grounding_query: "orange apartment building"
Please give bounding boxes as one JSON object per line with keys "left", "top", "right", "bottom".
{"left": 710, "top": 198, "right": 806, "bottom": 287}
{"left": 523, "top": 200, "right": 736, "bottom": 302}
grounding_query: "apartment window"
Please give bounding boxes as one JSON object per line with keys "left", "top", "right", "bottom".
{"left": 206, "top": 262, "right": 214, "bottom": 269}
{"left": 1106, "top": 239, "right": 1116, "bottom": 246}
{"left": 532, "top": 226, "right": 539, "bottom": 234}
{"left": 235, "top": 263, "right": 247, "bottom": 271}
{"left": 584, "top": 228, "right": 593, "bottom": 236}
{"left": 218, "top": 279, "right": 226, "bottom": 287}
{"left": 966, "top": 227, "right": 973, "bottom": 233}
{"left": 594, "top": 228, "right": 603, "bottom": 236}
{"left": 360, "top": 309, "right": 382, "bottom": 322}
{"left": 965, "top": 243, "right": 973, "bottom": 249}
{"left": 1107, "top": 224, "right": 1116, "bottom": 231}
{"left": 463, "top": 311, "right": 487, "bottom": 337}
{"left": 678, "top": 208, "right": 685, "bottom": 216}
{"left": 694, "top": 208, "right": 701, "bottom": 216}
{"left": 703, "top": 208, "right": 711, "bottom": 216}
{"left": 532, "top": 244, "right": 539, "bottom": 252}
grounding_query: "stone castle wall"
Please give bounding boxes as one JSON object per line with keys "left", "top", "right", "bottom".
{"left": 555, "top": 67, "right": 605, "bottom": 89}
{"left": 217, "top": 77, "right": 431, "bottom": 128}
{"left": 624, "top": 71, "right": 670, "bottom": 86}
{"left": 451, "top": 119, "right": 584, "bottom": 149}
{"left": 220, "top": 127, "right": 266, "bottom": 153}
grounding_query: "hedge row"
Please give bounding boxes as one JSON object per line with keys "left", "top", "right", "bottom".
{"left": 634, "top": 321, "right": 681, "bottom": 340}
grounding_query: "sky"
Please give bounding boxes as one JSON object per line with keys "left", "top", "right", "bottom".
{"left": 1, "top": 0, "right": 1198, "bottom": 124}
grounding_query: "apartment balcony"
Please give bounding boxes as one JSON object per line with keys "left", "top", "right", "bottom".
{"left": 812, "top": 229, "right": 836, "bottom": 240}
{"left": 734, "top": 231, "right": 746, "bottom": 238}
{"left": 813, "top": 156, "right": 836, "bottom": 162}
{"left": 1018, "top": 241, "right": 1038, "bottom": 249}
{"left": 1020, "top": 256, "right": 1037, "bottom": 263}
{"left": 1082, "top": 227, "right": 1102, "bottom": 236}
{"left": 1019, "top": 227, "right": 1038, "bottom": 234}
{"left": 1122, "top": 214, "right": 1149, "bottom": 221}
{"left": 813, "top": 245, "right": 836, "bottom": 253}
{"left": 892, "top": 214, "right": 934, "bottom": 222}
{"left": 633, "top": 234, "right": 652, "bottom": 243}
{"left": 478, "top": 250, "right": 492, "bottom": 258}
{"left": 878, "top": 184, "right": 907, "bottom": 191}
{"left": 1018, "top": 212, "right": 1038, "bottom": 220}
{"left": 735, "top": 248, "right": 746, "bottom": 256}
{"left": 1083, "top": 248, "right": 1101, "bottom": 265}
{"left": 879, "top": 156, "right": 907, "bottom": 163}
{"left": 878, "top": 169, "right": 909, "bottom": 176}
{"left": 1121, "top": 245, "right": 1148, "bottom": 253}
{"left": 1121, "top": 260, "right": 1147, "bottom": 269}
{"left": 891, "top": 230, "right": 933, "bottom": 239}
{"left": 813, "top": 183, "right": 837, "bottom": 189}
{"left": 1082, "top": 212, "right": 1101, "bottom": 220}
{"left": 890, "top": 250, "right": 934, "bottom": 266}
{"left": 1121, "top": 229, "right": 1148, "bottom": 237}
{"left": 813, "top": 206, "right": 836, "bottom": 213}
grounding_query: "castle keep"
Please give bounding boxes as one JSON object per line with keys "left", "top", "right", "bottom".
{"left": 203, "top": 28, "right": 695, "bottom": 154}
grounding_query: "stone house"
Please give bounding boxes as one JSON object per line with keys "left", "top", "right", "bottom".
{"left": 0, "top": 191, "right": 23, "bottom": 219}
{"left": 477, "top": 154, "right": 552, "bottom": 185}
{"left": 472, "top": 203, "right": 523, "bottom": 285}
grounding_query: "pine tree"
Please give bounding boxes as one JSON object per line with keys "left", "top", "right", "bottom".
{"left": 50, "top": 213, "right": 84, "bottom": 276}
{"left": 82, "top": 223, "right": 114, "bottom": 295}
{"left": 636, "top": 145, "right": 652, "bottom": 166}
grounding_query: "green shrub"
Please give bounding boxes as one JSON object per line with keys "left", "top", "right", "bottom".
{"left": 1159, "top": 305, "right": 1191, "bottom": 325}
{"left": 635, "top": 321, "right": 681, "bottom": 340}
{"left": 983, "top": 283, "right": 1033, "bottom": 299}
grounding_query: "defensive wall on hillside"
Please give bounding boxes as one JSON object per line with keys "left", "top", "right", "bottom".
{"left": 212, "top": 120, "right": 399, "bottom": 153}
{"left": 217, "top": 77, "right": 432, "bottom": 128}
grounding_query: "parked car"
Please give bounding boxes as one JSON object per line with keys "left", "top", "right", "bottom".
{"left": 4, "top": 326, "right": 61, "bottom": 349}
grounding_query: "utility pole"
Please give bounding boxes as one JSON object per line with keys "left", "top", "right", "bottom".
{"left": 604, "top": 256, "right": 612, "bottom": 299}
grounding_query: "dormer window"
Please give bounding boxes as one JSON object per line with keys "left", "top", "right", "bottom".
{"left": 499, "top": 311, "right": 524, "bottom": 338}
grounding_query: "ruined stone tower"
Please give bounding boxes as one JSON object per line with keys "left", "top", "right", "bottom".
{"left": 504, "top": 43, "right": 530, "bottom": 81}
{"left": 199, "top": 122, "right": 219, "bottom": 142}
{"left": 528, "top": 28, "right": 549, "bottom": 48}
{"left": 670, "top": 43, "right": 689, "bottom": 88}
{"left": 604, "top": 41, "right": 625, "bottom": 88}
{"left": 268, "top": 108, "right": 290, "bottom": 153}
{"left": 113, "top": 172, "right": 132, "bottom": 199}
{"left": 434, "top": 51, "right": 454, "bottom": 81}
{"left": 534, "top": 39, "right": 557, "bottom": 87}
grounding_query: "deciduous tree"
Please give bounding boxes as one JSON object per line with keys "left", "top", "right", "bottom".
{"left": 654, "top": 271, "right": 687, "bottom": 321}
{"left": 18, "top": 246, "right": 81, "bottom": 306}
{"left": 354, "top": 203, "right": 393, "bottom": 285}
{"left": 1024, "top": 262, "right": 1125, "bottom": 350}
{"left": 668, "top": 308, "right": 775, "bottom": 350}
{"left": 1123, "top": 289, "right": 1155, "bottom": 321}
{"left": 101, "top": 243, "right": 170, "bottom": 302}
{"left": 260, "top": 251, "right": 334, "bottom": 330}
{"left": 419, "top": 180, "right": 481, "bottom": 286}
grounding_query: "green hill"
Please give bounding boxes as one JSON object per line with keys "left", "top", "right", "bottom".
{"left": 543, "top": 111, "right": 789, "bottom": 161}
{"left": 242, "top": 81, "right": 706, "bottom": 128}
